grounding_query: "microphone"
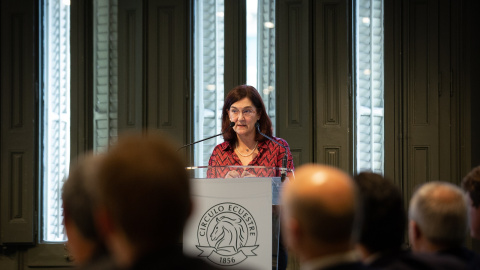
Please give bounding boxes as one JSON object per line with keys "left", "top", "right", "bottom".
{"left": 255, "top": 122, "right": 289, "bottom": 182}
{"left": 177, "top": 122, "right": 235, "bottom": 151}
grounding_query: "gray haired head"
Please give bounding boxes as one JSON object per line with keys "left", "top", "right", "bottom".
{"left": 409, "top": 181, "right": 468, "bottom": 247}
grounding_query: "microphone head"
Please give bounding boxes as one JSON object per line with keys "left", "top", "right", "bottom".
{"left": 229, "top": 122, "right": 235, "bottom": 128}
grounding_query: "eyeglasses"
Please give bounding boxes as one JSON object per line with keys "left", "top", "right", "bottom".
{"left": 229, "top": 108, "right": 256, "bottom": 118}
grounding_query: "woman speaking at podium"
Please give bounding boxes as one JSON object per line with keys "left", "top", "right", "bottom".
{"left": 207, "top": 84, "right": 294, "bottom": 179}
{"left": 207, "top": 84, "right": 293, "bottom": 270}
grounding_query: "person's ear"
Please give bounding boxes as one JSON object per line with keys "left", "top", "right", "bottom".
{"left": 408, "top": 220, "right": 422, "bottom": 251}
{"left": 283, "top": 216, "right": 302, "bottom": 252}
{"left": 95, "top": 207, "right": 115, "bottom": 241}
{"left": 355, "top": 244, "right": 371, "bottom": 261}
{"left": 413, "top": 221, "right": 422, "bottom": 239}
{"left": 291, "top": 218, "right": 302, "bottom": 243}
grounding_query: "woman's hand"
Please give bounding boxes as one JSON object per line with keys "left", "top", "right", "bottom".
{"left": 225, "top": 170, "right": 241, "bottom": 178}
{"left": 224, "top": 170, "right": 257, "bottom": 178}
{"left": 241, "top": 170, "right": 256, "bottom": 178}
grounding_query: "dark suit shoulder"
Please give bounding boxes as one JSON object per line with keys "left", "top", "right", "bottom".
{"left": 77, "top": 255, "right": 119, "bottom": 270}
{"left": 371, "top": 251, "right": 468, "bottom": 270}
{"left": 177, "top": 256, "right": 225, "bottom": 270}
{"left": 439, "top": 247, "right": 480, "bottom": 270}
{"left": 323, "top": 262, "right": 371, "bottom": 270}
{"left": 129, "top": 252, "right": 225, "bottom": 270}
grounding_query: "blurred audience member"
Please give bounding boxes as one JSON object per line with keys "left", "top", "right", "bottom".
{"left": 89, "top": 132, "right": 221, "bottom": 270}
{"left": 62, "top": 153, "right": 116, "bottom": 269}
{"left": 355, "top": 172, "right": 466, "bottom": 270}
{"left": 409, "top": 181, "right": 480, "bottom": 270}
{"left": 462, "top": 166, "right": 480, "bottom": 240}
{"left": 281, "top": 164, "right": 368, "bottom": 270}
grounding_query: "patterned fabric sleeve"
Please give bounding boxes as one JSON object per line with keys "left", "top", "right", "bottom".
{"left": 207, "top": 145, "right": 220, "bottom": 178}
{"left": 276, "top": 137, "right": 295, "bottom": 171}
{"left": 207, "top": 138, "right": 294, "bottom": 178}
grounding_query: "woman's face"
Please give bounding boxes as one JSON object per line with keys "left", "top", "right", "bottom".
{"left": 228, "top": 97, "right": 260, "bottom": 138}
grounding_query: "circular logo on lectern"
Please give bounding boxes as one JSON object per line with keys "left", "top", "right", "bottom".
{"left": 196, "top": 203, "right": 258, "bottom": 266}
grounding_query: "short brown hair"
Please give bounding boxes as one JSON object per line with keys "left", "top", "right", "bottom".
{"left": 462, "top": 166, "right": 480, "bottom": 208}
{"left": 221, "top": 85, "right": 272, "bottom": 143}
{"left": 354, "top": 172, "right": 405, "bottom": 252}
{"left": 96, "top": 132, "right": 190, "bottom": 252}
{"left": 62, "top": 153, "right": 103, "bottom": 241}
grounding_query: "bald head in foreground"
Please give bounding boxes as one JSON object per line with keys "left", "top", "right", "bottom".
{"left": 281, "top": 164, "right": 368, "bottom": 270}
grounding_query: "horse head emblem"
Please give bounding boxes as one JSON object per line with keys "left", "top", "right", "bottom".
{"left": 210, "top": 216, "right": 246, "bottom": 253}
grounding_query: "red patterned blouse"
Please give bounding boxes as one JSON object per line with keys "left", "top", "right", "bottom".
{"left": 207, "top": 137, "right": 294, "bottom": 178}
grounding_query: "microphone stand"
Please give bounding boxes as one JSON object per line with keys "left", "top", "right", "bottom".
{"left": 255, "top": 123, "right": 289, "bottom": 182}
{"left": 177, "top": 122, "right": 235, "bottom": 151}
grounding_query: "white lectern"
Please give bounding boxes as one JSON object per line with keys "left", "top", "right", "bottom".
{"left": 183, "top": 166, "right": 292, "bottom": 270}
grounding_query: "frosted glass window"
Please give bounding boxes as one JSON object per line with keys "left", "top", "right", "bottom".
{"left": 42, "top": 0, "right": 71, "bottom": 242}
{"left": 247, "top": 0, "right": 276, "bottom": 132}
{"left": 194, "top": 0, "right": 276, "bottom": 167}
{"left": 41, "top": 0, "right": 119, "bottom": 242}
{"left": 93, "top": 0, "right": 118, "bottom": 153}
{"left": 355, "top": 0, "right": 384, "bottom": 174}
{"left": 194, "top": 0, "right": 226, "bottom": 166}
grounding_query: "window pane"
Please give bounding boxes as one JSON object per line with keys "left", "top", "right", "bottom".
{"left": 247, "top": 0, "right": 276, "bottom": 133}
{"left": 93, "top": 0, "right": 118, "bottom": 153}
{"left": 355, "top": 0, "right": 384, "bottom": 174}
{"left": 194, "top": 0, "right": 276, "bottom": 167}
{"left": 246, "top": 0, "right": 258, "bottom": 86}
{"left": 42, "top": 0, "right": 71, "bottom": 242}
{"left": 42, "top": 0, "right": 119, "bottom": 242}
{"left": 194, "top": 0, "right": 225, "bottom": 166}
